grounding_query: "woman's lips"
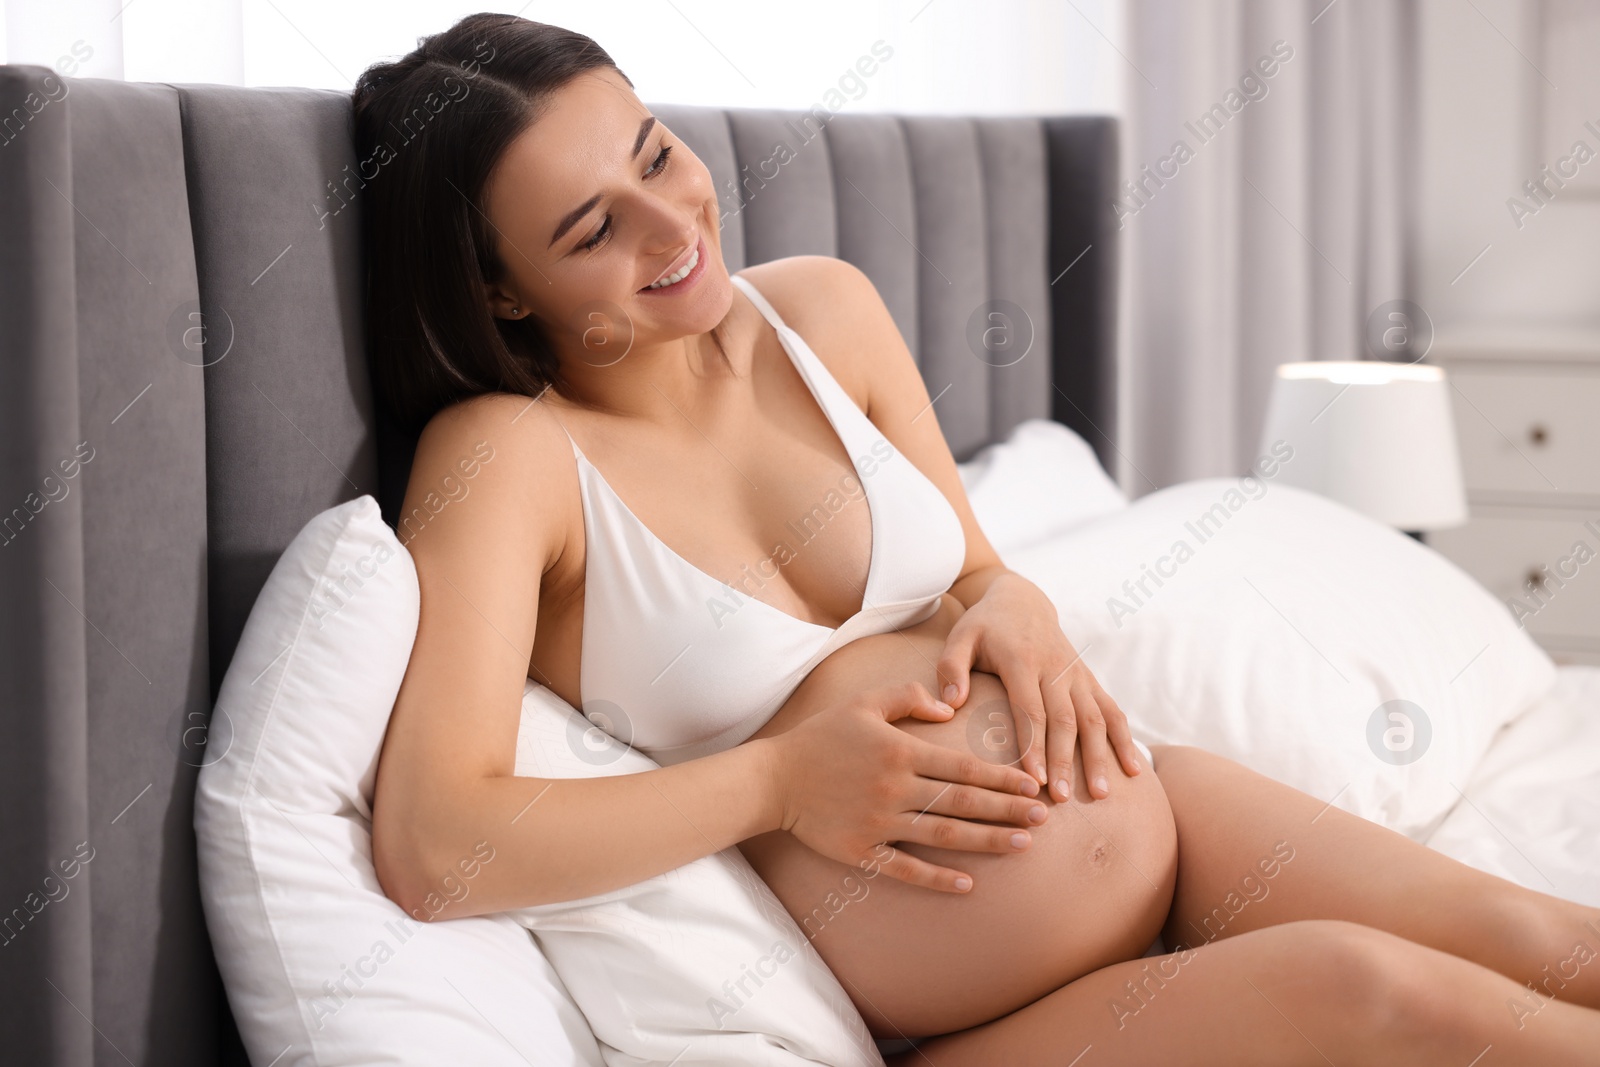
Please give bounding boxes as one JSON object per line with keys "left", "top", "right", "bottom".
{"left": 638, "top": 236, "right": 707, "bottom": 295}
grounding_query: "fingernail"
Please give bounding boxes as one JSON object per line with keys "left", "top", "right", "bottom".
{"left": 954, "top": 875, "right": 972, "bottom": 891}
{"left": 942, "top": 684, "right": 958, "bottom": 703}
{"left": 1054, "top": 778, "right": 1070, "bottom": 801}
{"left": 1093, "top": 775, "right": 1109, "bottom": 795}
{"left": 1010, "top": 832, "right": 1029, "bottom": 849}
{"left": 934, "top": 700, "right": 954, "bottom": 714}
{"left": 1028, "top": 805, "right": 1047, "bottom": 824}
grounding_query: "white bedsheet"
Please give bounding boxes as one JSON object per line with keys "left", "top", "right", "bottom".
{"left": 1424, "top": 664, "right": 1600, "bottom": 907}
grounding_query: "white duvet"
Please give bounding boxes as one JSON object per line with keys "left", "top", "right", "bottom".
{"left": 1425, "top": 664, "right": 1600, "bottom": 906}
{"left": 961, "top": 419, "right": 1596, "bottom": 910}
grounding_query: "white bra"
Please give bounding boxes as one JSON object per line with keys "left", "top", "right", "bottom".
{"left": 558, "top": 273, "right": 967, "bottom": 766}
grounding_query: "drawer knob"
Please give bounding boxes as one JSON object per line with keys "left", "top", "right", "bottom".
{"left": 1529, "top": 423, "right": 1549, "bottom": 446}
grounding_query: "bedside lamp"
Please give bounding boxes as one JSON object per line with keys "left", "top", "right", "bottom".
{"left": 1257, "top": 361, "right": 1468, "bottom": 535}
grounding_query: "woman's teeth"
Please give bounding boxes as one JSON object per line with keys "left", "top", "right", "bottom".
{"left": 647, "top": 244, "right": 699, "bottom": 289}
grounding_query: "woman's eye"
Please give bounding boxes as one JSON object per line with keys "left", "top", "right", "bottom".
{"left": 646, "top": 143, "right": 673, "bottom": 178}
{"left": 578, "top": 144, "right": 671, "bottom": 253}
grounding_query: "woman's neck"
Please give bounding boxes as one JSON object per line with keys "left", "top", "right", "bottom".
{"left": 550, "top": 317, "right": 750, "bottom": 426}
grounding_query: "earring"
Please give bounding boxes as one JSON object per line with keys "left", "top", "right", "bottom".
{"left": 511, "top": 307, "right": 520, "bottom": 317}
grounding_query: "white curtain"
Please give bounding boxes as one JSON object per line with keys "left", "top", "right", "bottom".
{"left": 1116, "top": 0, "right": 1419, "bottom": 495}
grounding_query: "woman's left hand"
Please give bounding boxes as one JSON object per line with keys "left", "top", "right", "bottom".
{"left": 935, "top": 571, "right": 1142, "bottom": 804}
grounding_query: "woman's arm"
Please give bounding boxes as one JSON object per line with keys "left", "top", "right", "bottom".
{"left": 372, "top": 393, "right": 786, "bottom": 920}
{"left": 371, "top": 390, "right": 1035, "bottom": 919}
{"left": 739, "top": 257, "right": 1142, "bottom": 803}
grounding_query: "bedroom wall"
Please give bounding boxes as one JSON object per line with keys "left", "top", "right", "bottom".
{"left": 1417, "top": 0, "right": 1600, "bottom": 666}
{"left": 1415, "top": 0, "right": 1600, "bottom": 335}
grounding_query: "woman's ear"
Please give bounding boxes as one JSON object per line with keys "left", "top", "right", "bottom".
{"left": 483, "top": 282, "right": 523, "bottom": 321}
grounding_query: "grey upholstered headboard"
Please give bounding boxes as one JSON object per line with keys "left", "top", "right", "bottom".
{"left": 0, "top": 64, "right": 1117, "bottom": 1065}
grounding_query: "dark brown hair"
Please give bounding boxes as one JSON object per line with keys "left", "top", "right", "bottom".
{"left": 351, "top": 13, "right": 626, "bottom": 435}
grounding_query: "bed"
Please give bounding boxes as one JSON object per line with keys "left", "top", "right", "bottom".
{"left": 1, "top": 59, "right": 1592, "bottom": 1066}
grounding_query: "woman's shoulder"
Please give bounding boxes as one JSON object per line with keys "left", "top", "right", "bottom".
{"left": 412, "top": 390, "right": 572, "bottom": 480}
{"left": 401, "top": 390, "right": 578, "bottom": 569}
{"left": 734, "top": 254, "right": 880, "bottom": 323}
{"left": 733, "top": 255, "right": 895, "bottom": 393}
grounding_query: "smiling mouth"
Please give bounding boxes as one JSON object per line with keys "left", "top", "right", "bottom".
{"left": 643, "top": 240, "right": 701, "bottom": 291}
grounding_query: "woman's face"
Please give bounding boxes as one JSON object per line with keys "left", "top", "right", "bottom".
{"left": 480, "top": 68, "right": 732, "bottom": 367}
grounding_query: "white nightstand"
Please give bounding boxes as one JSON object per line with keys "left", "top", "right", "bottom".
{"left": 1426, "top": 331, "right": 1600, "bottom": 666}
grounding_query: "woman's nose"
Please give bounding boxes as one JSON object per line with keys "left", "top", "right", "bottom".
{"left": 641, "top": 210, "right": 695, "bottom": 252}
{"left": 633, "top": 188, "right": 700, "bottom": 255}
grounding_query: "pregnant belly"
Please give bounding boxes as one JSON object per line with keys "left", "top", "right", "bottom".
{"left": 738, "top": 595, "right": 1178, "bottom": 1039}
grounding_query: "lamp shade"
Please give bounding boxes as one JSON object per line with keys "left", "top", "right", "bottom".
{"left": 1257, "top": 361, "right": 1468, "bottom": 531}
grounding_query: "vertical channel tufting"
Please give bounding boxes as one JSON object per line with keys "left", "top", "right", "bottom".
{"left": 978, "top": 119, "right": 1053, "bottom": 441}
{"left": 724, "top": 108, "right": 838, "bottom": 265}
{"left": 1044, "top": 117, "right": 1119, "bottom": 471}
{"left": 823, "top": 112, "right": 919, "bottom": 359}
{"left": 70, "top": 76, "right": 217, "bottom": 1067}
{"left": 900, "top": 116, "right": 990, "bottom": 460}
{"left": 0, "top": 62, "right": 97, "bottom": 1067}
{"left": 649, "top": 105, "right": 746, "bottom": 273}
{"left": 176, "top": 85, "right": 378, "bottom": 699}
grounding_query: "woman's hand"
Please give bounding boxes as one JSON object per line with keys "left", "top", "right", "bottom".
{"left": 935, "top": 572, "right": 1143, "bottom": 804}
{"left": 766, "top": 682, "right": 1047, "bottom": 894}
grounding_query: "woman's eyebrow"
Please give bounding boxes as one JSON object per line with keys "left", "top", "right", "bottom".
{"left": 629, "top": 115, "right": 657, "bottom": 160}
{"left": 548, "top": 115, "right": 659, "bottom": 248}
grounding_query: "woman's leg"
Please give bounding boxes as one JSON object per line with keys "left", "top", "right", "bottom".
{"left": 1150, "top": 744, "right": 1600, "bottom": 1011}
{"left": 894, "top": 918, "right": 1600, "bottom": 1065}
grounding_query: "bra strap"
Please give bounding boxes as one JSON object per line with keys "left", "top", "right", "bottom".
{"left": 551, "top": 416, "right": 582, "bottom": 459}
{"left": 730, "top": 274, "right": 789, "bottom": 334}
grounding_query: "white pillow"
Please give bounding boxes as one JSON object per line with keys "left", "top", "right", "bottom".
{"left": 507, "top": 680, "right": 887, "bottom": 1067}
{"left": 1004, "top": 479, "right": 1557, "bottom": 839}
{"left": 197, "top": 494, "right": 887, "bottom": 1066}
{"left": 957, "top": 418, "right": 1127, "bottom": 557}
{"left": 195, "top": 496, "right": 606, "bottom": 1066}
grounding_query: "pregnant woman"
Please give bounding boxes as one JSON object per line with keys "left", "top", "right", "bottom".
{"left": 361, "top": 14, "right": 1600, "bottom": 1064}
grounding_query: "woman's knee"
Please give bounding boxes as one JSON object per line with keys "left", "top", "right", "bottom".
{"left": 1269, "top": 920, "right": 1470, "bottom": 1040}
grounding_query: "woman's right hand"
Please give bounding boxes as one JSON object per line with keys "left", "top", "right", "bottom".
{"left": 765, "top": 682, "right": 1047, "bottom": 894}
